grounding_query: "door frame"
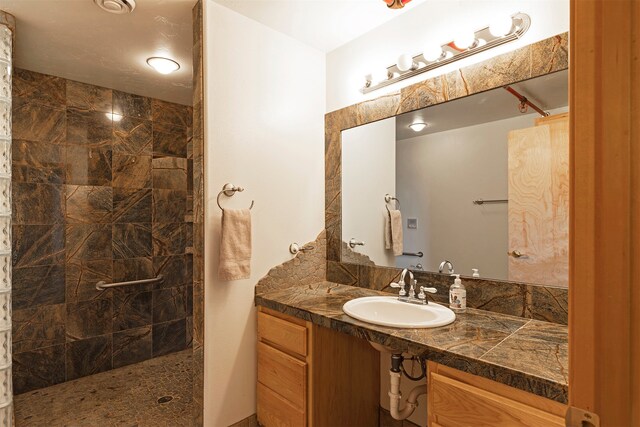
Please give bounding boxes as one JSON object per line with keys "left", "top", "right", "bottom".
{"left": 569, "top": 0, "right": 639, "bottom": 424}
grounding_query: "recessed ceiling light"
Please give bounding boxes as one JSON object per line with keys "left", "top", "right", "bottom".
{"left": 94, "top": 0, "right": 136, "bottom": 14}
{"left": 409, "top": 122, "right": 428, "bottom": 132}
{"left": 105, "top": 112, "right": 123, "bottom": 122}
{"left": 146, "top": 57, "right": 180, "bottom": 75}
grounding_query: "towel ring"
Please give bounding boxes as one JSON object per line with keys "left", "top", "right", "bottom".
{"left": 385, "top": 194, "right": 400, "bottom": 212}
{"left": 217, "top": 183, "right": 254, "bottom": 211}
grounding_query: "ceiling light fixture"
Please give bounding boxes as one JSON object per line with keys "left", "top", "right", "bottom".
{"left": 383, "top": 0, "right": 412, "bottom": 9}
{"left": 146, "top": 57, "right": 181, "bottom": 75}
{"left": 362, "top": 12, "right": 531, "bottom": 94}
{"left": 409, "top": 122, "right": 428, "bottom": 132}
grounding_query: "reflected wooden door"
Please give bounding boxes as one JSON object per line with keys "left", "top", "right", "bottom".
{"left": 507, "top": 115, "right": 569, "bottom": 286}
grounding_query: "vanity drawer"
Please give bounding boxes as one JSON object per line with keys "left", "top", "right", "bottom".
{"left": 257, "top": 341, "right": 307, "bottom": 410}
{"left": 258, "top": 311, "right": 307, "bottom": 358}
{"left": 257, "top": 382, "right": 306, "bottom": 427}
{"left": 430, "top": 372, "right": 565, "bottom": 427}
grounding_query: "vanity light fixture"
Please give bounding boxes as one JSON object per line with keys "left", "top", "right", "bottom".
{"left": 362, "top": 12, "right": 531, "bottom": 94}
{"left": 409, "top": 122, "right": 428, "bottom": 132}
{"left": 146, "top": 57, "right": 181, "bottom": 75}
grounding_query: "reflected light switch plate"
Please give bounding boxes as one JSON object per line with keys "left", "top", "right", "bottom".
{"left": 407, "top": 218, "right": 418, "bottom": 229}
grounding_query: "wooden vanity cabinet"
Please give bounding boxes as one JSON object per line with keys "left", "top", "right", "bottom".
{"left": 257, "top": 306, "right": 380, "bottom": 427}
{"left": 427, "top": 362, "right": 567, "bottom": 427}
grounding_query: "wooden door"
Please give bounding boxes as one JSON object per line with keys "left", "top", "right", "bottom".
{"left": 507, "top": 116, "right": 569, "bottom": 287}
{"left": 570, "top": 0, "right": 640, "bottom": 425}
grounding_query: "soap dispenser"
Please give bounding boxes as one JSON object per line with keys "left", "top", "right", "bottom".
{"left": 449, "top": 274, "right": 466, "bottom": 313}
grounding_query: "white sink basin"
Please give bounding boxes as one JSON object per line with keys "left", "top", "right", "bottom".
{"left": 342, "top": 296, "right": 456, "bottom": 329}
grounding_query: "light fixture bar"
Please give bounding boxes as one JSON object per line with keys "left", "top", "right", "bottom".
{"left": 362, "top": 12, "right": 531, "bottom": 94}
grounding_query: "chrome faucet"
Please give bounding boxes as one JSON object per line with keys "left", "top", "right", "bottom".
{"left": 390, "top": 269, "right": 437, "bottom": 305}
{"left": 438, "top": 260, "right": 454, "bottom": 274}
{"left": 400, "top": 268, "right": 414, "bottom": 297}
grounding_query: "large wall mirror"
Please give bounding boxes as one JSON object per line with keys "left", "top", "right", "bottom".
{"left": 341, "top": 69, "right": 569, "bottom": 287}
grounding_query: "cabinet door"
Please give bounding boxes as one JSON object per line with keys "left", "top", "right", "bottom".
{"left": 507, "top": 115, "right": 569, "bottom": 286}
{"left": 428, "top": 362, "right": 566, "bottom": 427}
{"left": 430, "top": 373, "right": 564, "bottom": 427}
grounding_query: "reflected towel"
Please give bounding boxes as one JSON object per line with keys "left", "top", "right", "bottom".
{"left": 218, "top": 208, "right": 252, "bottom": 281}
{"left": 385, "top": 209, "right": 403, "bottom": 256}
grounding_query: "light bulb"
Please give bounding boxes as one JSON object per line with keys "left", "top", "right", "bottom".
{"left": 371, "top": 68, "right": 391, "bottom": 84}
{"left": 397, "top": 53, "right": 415, "bottom": 72}
{"left": 409, "top": 122, "right": 428, "bottom": 132}
{"left": 423, "top": 44, "right": 444, "bottom": 62}
{"left": 453, "top": 31, "right": 476, "bottom": 50}
{"left": 146, "top": 57, "right": 181, "bottom": 75}
{"left": 489, "top": 16, "right": 514, "bottom": 37}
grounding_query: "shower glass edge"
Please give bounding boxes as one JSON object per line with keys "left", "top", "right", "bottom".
{"left": 0, "top": 12, "right": 13, "bottom": 427}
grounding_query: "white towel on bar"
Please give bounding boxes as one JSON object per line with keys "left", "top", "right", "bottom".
{"left": 218, "top": 208, "right": 252, "bottom": 281}
{"left": 385, "top": 209, "right": 403, "bottom": 256}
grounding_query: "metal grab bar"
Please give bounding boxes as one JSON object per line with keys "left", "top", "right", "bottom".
{"left": 96, "top": 275, "right": 164, "bottom": 291}
{"left": 473, "top": 199, "right": 508, "bottom": 205}
{"left": 402, "top": 251, "right": 424, "bottom": 257}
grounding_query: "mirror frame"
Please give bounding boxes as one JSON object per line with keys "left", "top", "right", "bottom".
{"left": 324, "top": 33, "right": 569, "bottom": 321}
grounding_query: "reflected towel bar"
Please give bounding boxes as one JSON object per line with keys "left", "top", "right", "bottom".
{"left": 96, "top": 275, "right": 164, "bottom": 291}
{"left": 472, "top": 199, "right": 508, "bottom": 205}
{"left": 403, "top": 251, "right": 424, "bottom": 258}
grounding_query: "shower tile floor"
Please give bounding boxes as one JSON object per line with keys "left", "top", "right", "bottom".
{"left": 14, "top": 349, "right": 193, "bottom": 427}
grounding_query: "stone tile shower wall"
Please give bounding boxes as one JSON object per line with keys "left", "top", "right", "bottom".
{"left": 10, "top": 69, "right": 194, "bottom": 394}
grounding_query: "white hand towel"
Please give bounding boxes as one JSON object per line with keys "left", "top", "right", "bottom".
{"left": 218, "top": 208, "right": 251, "bottom": 281}
{"left": 385, "top": 210, "right": 393, "bottom": 250}
{"left": 387, "top": 209, "right": 403, "bottom": 256}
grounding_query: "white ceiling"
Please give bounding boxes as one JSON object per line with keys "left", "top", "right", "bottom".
{"left": 396, "top": 69, "right": 569, "bottom": 140}
{"left": 212, "top": 0, "right": 425, "bottom": 53}
{"left": 2, "top": 0, "right": 196, "bottom": 105}
{"left": 1, "top": 0, "right": 425, "bottom": 104}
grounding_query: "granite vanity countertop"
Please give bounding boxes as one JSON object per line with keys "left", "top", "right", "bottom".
{"left": 255, "top": 281, "right": 568, "bottom": 404}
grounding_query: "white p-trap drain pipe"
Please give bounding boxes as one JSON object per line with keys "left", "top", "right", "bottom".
{"left": 388, "top": 353, "right": 427, "bottom": 420}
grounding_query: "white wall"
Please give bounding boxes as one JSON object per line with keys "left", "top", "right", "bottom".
{"left": 326, "top": 0, "right": 570, "bottom": 112}
{"left": 203, "top": 2, "right": 325, "bottom": 425}
{"left": 342, "top": 117, "right": 396, "bottom": 265}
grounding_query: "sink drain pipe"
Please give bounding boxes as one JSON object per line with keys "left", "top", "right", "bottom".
{"left": 389, "top": 353, "right": 428, "bottom": 420}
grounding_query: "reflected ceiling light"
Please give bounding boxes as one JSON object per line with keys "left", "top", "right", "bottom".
{"left": 105, "top": 112, "right": 123, "bottom": 122}
{"left": 409, "top": 122, "right": 428, "bottom": 132}
{"left": 146, "top": 57, "right": 180, "bottom": 75}
{"left": 94, "top": 0, "right": 136, "bottom": 14}
{"left": 362, "top": 12, "right": 530, "bottom": 94}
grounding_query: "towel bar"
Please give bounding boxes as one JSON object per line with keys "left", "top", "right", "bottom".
{"left": 96, "top": 275, "right": 164, "bottom": 291}
{"left": 217, "top": 183, "right": 254, "bottom": 210}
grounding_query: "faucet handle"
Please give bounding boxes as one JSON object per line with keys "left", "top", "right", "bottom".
{"left": 390, "top": 281, "right": 406, "bottom": 296}
{"left": 418, "top": 286, "right": 437, "bottom": 304}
